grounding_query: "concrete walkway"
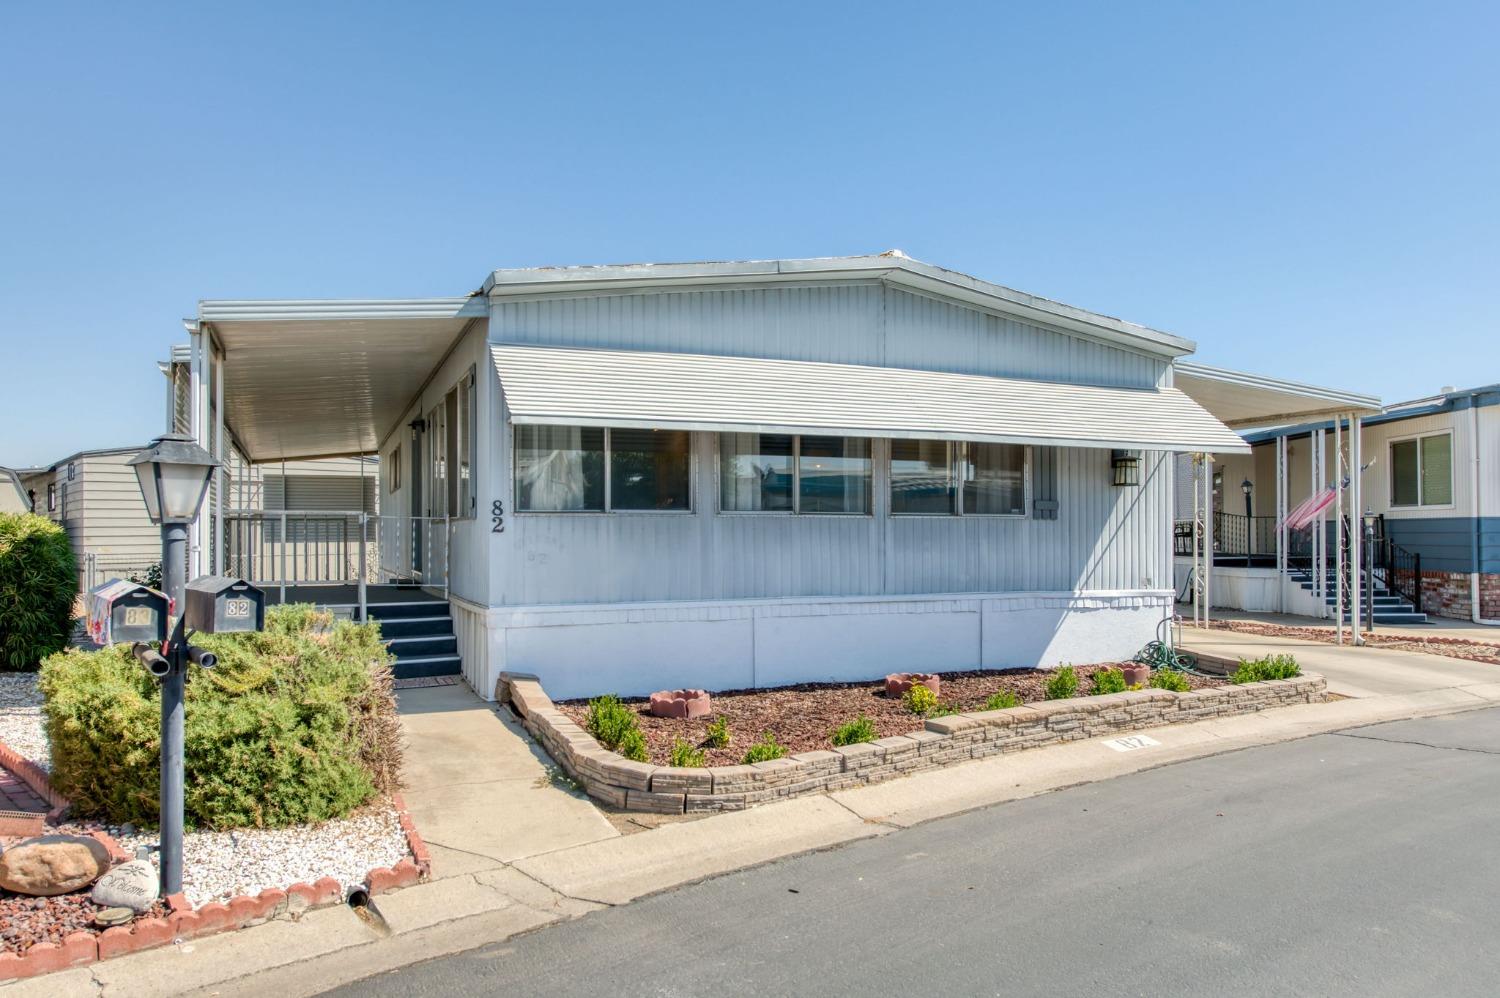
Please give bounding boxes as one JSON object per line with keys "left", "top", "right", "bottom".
{"left": 1206, "top": 608, "right": 1500, "bottom": 643}
{"left": 1181, "top": 625, "right": 1500, "bottom": 699}
{"left": 24, "top": 664, "right": 1500, "bottom": 997}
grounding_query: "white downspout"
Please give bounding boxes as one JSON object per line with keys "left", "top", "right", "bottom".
{"left": 1472, "top": 403, "right": 1500, "bottom": 624}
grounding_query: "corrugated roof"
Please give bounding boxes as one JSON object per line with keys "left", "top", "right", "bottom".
{"left": 491, "top": 345, "right": 1248, "bottom": 453}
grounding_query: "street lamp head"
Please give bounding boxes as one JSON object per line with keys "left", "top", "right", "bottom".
{"left": 127, "top": 434, "right": 221, "bottom": 525}
{"left": 1241, "top": 478, "right": 1253, "bottom": 497}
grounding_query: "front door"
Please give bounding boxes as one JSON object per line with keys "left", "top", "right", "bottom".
{"left": 410, "top": 422, "right": 424, "bottom": 579}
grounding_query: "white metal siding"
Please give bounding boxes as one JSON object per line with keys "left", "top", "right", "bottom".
{"left": 489, "top": 284, "right": 1168, "bottom": 389}
{"left": 491, "top": 344, "right": 1244, "bottom": 453}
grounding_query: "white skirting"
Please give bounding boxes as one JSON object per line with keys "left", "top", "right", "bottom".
{"left": 454, "top": 590, "right": 1174, "bottom": 702}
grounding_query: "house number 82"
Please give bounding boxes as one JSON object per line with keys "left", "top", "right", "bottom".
{"left": 492, "top": 499, "right": 505, "bottom": 533}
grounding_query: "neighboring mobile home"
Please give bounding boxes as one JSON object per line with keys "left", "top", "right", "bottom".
{"left": 179, "top": 252, "right": 1335, "bottom": 699}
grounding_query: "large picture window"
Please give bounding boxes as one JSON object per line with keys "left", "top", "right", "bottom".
{"left": 1391, "top": 432, "right": 1452, "bottom": 507}
{"left": 515, "top": 426, "right": 690, "bottom": 512}
{"left": 889, "top": 440, "right": 1028, "bottom": 516}
{"left": 719, "top": 433, "right": 870, "bottom": 514}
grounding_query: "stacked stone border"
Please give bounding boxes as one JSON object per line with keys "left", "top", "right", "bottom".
{"left": 0, "top": 793, "right": 431, "bottom": 982}
{"left": 500, "top": 670, "right": 1327, "bottom": 815}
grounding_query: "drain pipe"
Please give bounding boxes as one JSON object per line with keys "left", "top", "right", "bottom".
{"left": 1472, "top": 404, "right": 1500, "bottom": 624}
{"left": 346, "top": 884, "right": 392, "bottom": 936}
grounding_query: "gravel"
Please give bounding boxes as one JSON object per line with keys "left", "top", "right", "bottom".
{"left": 104, "top": 803, "right": 412, "bottom": 909}
{"left": 0, "top": 673, "right": 47, "bottom": 770}
{"left": 557, "top": 665, "right": 1224, "bottom": 767}
{"left": 1207, "top": 619, "right": 1500, "bottom": 665}
{"left": 0, "top": 889, "right": 168, "bottom": 957}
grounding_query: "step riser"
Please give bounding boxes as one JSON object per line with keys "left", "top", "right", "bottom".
{"left": 389, "top": 636, "right": 458, "bottom": 657}
{"left": 394, "top": 656, "right": 463, "bottom": 680}
{"left": 377, "top": 616, "right": 455, "bottom": 638}
{"left": 365, "top": 602, "right": 452, "bottom": 621}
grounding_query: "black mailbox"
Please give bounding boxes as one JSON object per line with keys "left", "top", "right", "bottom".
{"left": 184, "top": 576, "right": 265, "bottom": 634}
{"left": 86, "top": 580, "right": 169, "bottom": 647}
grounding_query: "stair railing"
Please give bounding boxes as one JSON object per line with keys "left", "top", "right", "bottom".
{"left": 1373, "top": 535, "right": 1424, "bottom": 616}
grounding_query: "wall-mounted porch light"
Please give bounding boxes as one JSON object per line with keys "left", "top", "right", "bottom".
{"left": 1110, "top": 450, "right": 1141, "bottom": 487}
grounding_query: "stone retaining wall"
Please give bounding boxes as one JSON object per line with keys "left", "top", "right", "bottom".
{"left": 501, "top": 671, "right": 1328, "bottom": 815}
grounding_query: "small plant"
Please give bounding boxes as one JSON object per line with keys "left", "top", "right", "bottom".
{"left": 927, "top": 703, "right": 960, "bottom": 718}
{"left": 1231, "top": 654, "right": 1301, "bottom": 684}
{"left": 1150, "top": 669, "right": 1192, "bottom": 692}
{"left": 742, "top": 732, "right": 788, "bottom": 765}
{"left": 585, "top": 694, "right": 641, "bottom": 751}
{"left": 1091, "top": 668, "right": 1127, "bottom": 695}
{"left": 617, "top": 727, "right": 649, "bottom": 763}
{"left": 705, "top": 716, "right": 731, "bottom": 749}
{"left": 1044, "top": 665, "right": 1079, "bottom": 700}
{"left": 902, "top": 684, "right": 939, "bottom": 715}
{"left": 669, "top": 738, "right": 706, "bottom": 768}
{"left": 984, "top": 690, "right": 1022, "bottom": 711}
{"left": 128, "top": 562, "right": 163, "bottom": 591}
{"left": 831, "top": 715, "right": 878, "bottom": 747}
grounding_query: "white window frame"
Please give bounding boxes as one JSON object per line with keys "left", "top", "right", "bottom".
{"left": 388, "top": 443, "right": 402, "bottom": 494}
{"left": 889, "top": 440, "right": 1031, "bottom": 518}
{"left": 513, "top": 426, "right": 695, "bottom": 515}
{"left": 1388, "top": 430, "right": 1454, "bottom": 510}
{"left": 715, "top": 433, "right": 872, "bottom": 516}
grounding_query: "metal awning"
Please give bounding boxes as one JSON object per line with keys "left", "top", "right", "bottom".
{"left": 199, "top": 298, "right": 486, "bottom": 461}
{"left": 1174, "top": 363, "right": 1380, "bottom": 429}
{"left": 492, "top": 344, "right": 1250, "bottom": 453}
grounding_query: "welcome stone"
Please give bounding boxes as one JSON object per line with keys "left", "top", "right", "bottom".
{"left": 91, "top": 859, "right": 159, "bottom": 912}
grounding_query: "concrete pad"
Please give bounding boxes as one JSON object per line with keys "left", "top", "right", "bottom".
{"left": 511, "top": 795, "right": 883, "bottom": 905}
{"left": 404, "top": 779, "right": 617, "bottom": 864}
{"left": 1, "top": 967, "right": 96, "bottom": 997}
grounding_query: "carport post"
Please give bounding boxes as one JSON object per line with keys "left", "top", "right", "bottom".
{"left": 358, "top": 513, "right": 368, "bottom": 622}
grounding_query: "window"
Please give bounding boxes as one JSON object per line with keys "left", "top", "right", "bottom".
{"left": 388, "top": 444, "right": 402, "bottom": 493}
{"left": 422, "top": 369, "right": 478, "bottom": 518}
{"left": 890, "top": 439, "right": 954, "bottom": 514}
{"left": 515, "top": 426, "right": 690, "bottom": 512}
{"left": 719, "top": 434, "right": 870, "bottom": 514}
{"left": 888, "top": 440, "right": 1028, "bottom": 516}
{"left": 720, "top": 433, "right": 794, "bottom": 512}
{"left": 47, "top": 483, "right": 56, "bottom": 512}
{"left": 1391, "top": 432, "right": 1453, "bottom": 507}
{"left": 457, "top": 368, "right": 475, "bottom": 516}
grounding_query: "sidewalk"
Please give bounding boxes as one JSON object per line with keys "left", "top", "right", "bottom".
{"left": 20, "top": 658, "right": 1500, "bottom": 998}
{"left": 1180, "top": 625, "right": 1500, "bottom": 698}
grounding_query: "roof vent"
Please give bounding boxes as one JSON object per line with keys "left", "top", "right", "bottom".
{"left": 1440, "top": 385, "right": 1457, "bottom": 394}
{"left": 880, "top": 248, "right": 911, "bottom": 259}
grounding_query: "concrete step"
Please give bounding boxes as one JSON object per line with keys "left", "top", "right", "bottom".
{"left": 393, "top": 653, "right": 463, "bottom": 680}
{"left": 387, "top": 634, "right": 458, "bottom": 657}
{"left": 364, "top": 600, "right": 452, "bottom": 620}
{"left": 1340, "top": 611, "right": 1430, "bottom": 624}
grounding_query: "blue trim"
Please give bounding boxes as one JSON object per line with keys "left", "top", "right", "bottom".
{"left": 1383, "top": 517, "right": 1500, "bottom": 574}
{"left": 1240, "top": 383, "right": 1500, "bottom": 446}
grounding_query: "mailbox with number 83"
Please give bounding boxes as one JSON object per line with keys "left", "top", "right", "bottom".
{"left": 184, "top": 576, "right": 266, "bottom": 634}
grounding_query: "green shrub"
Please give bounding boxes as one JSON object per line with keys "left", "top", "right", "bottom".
{"left": 585, "top": 694, "right": 640, "bottom": 750}
{"left": 705, "top": 716, "right": 730, "bottom": 749}
{"left": 984, "top": 690, "right": 1022, "bottom": 711}
{"left": 1091, "top": 668, "right": 1127, "bottom": 695}
{"left": 40, "top": 604, "right": 400, "bottom": 829}
{"left": 668, "top": 738, "right": 705, "bottom": 767}
{"left": 128, "top": 562, "right": 163, "bottom": 591}
{"left": 1231, "top": 654, "right": 1301, "bottom": 684}
{"left": 616, "top": 727, "right": 649, "bottom": 762}
{"left": 742, "top": 732, "right": 788, "bottom": 765}
{"left": 1044, "top": 665, "right": 1079, "bottom": 700}
{"left": 0, "top": 513, "right": 77, "bottom": 671}
{"left": 1150, "top": 669, "right": 1192, "bottom": 692}
{"left": 831, "top": 715, "right": 877, "bottom": 746}
{"left": 901, "top": 684, "right": 939, "bottom": 715}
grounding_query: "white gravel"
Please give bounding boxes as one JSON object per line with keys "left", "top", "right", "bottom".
{"left": 0, "top": 673, "right": 48, "bottom": 770}
{"left": 111, "top": 804, "right": 412, "bottom": 909}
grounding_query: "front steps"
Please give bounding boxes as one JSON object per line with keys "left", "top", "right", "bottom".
{"left": 1289, "top": 570, "right": 1429, "bottom": 625}
{"left": 365, "top": 598, "right": 463, "bottom": 679}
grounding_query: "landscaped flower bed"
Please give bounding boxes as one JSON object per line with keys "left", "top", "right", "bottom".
{"left": 556, "top": 665, "right": 1225, "bottom": 767}
{"left": 1206, "top": 619, "right": 1500, "bottom": 666}
{"left": 507, "top": 660, "right": 1327, "bottom": 816}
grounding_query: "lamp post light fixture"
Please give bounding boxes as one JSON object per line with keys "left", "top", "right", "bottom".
{"left": 1363, "top": 506, "right": 1378, "bottom": 633}
{"left": 1241, "top": 478, "right": 1254, "bottom": 567}
{"left": 126, "top": 433, "right": 221, "bottom": 897}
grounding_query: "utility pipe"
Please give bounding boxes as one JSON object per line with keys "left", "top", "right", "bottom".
{"left": 1472, "top": 403, "right": 1500, "bottom": 624}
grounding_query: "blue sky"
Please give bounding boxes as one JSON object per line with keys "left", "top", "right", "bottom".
{"left": 1, "top": 1, "right": 1495, "bottom": 466}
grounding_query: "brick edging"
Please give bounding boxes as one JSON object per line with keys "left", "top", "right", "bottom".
{"left": 0, "top": 738, "right": 69, "bottom": 823}
{"left": 0, "top": 794, "right": 432, "bottom": 982}
{"left": 502, "top": 670, "right": 1329, "bottom": 815}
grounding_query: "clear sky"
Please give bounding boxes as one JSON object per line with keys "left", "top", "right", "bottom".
{"left": 1, "top": 1, "right": 1495, "bottom": 467}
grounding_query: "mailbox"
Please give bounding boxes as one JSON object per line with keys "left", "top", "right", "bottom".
{"left": 86, "top": 580, "right": 169, "bottom": 647}
{"left": 183, "top": 576, "right": 265, "bottom": 634}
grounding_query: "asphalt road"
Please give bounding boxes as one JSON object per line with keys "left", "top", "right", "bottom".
{"left": 328, "top": 708, "right": 1500, "bottom": 997}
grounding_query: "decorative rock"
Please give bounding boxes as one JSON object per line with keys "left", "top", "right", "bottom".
{"left": 93, "top": 906, "right": 136, "bottom": 928}
{"left": 648, "top": 689, "right": 712, "bottom": 719}
{"left": 1121, "top": 664, "right": 1151, "bottom": 687}
{"left": 91, "top": 860, "right": 160, "bottom": 913}
{"left": 0, "top": 835, "right": 111, "bottom": 896}
{"left": 885, "top": 673, "right": 940, "bottom": 698}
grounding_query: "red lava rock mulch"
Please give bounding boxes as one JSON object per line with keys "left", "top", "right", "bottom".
{"left": 557, "top": 665, "right": 1225, "bottom": 767}
{"left": 1206, "top": 620, "right": 1500, "bottom": 666}
{"left": 0, "top": 823, "right": 166, "bottom": 958}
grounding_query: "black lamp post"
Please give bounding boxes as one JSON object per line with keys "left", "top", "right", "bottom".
{"left": 1241, "top": 478, "right": 1254, "bottom": 567}
{"left": 126, "top": 433, "right": 220, "bottom": 896}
